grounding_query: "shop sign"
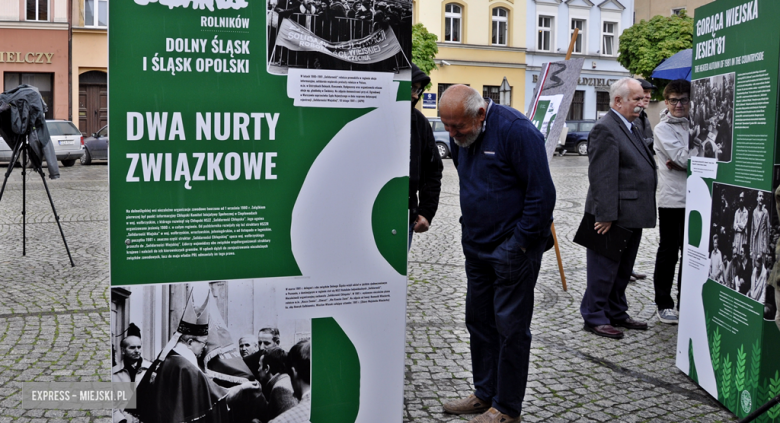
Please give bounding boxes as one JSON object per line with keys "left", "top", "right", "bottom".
{"left": 0, "top": 52, "right": 55, "bottom": 64}
{"left": 532, "top": 74, "right": 617, "bottom": 89}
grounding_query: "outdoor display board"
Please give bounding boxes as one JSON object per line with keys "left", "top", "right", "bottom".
{"left": 677, "top": 0, "right": 780, "bottom": 419}
{"left": 108, "top": 0, "right": 412, "bottom": 421}
{"left": 527, "top": 58, "right": 584, "bottom": 160}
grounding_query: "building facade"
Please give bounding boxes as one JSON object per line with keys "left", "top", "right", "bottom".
{"left": 525, "top": 0, "right": 633, "bottom": 121}
{"left": 413, "top": 0, "right": 528, "bottom": 117}
{"left": 634, "top": 0, "right": 712, "bottom": 21}
{"left": 632, "top": 0, "right": 712, "bottom": 127}
{"left": 71, "top": 0, "right": 107, "bottom": 136}
{"left": 0, "top": 0, "right": 70, "bottom": 120}
{"left": 0, "top": 0, "right": 107, "bottom": 134}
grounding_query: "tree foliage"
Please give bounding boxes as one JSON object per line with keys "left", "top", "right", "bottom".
{"left": 618, "top": 12, "right": 693, "bottom": 91}
{"left": 412, "top": 23, "right": 438, "bottom": 78}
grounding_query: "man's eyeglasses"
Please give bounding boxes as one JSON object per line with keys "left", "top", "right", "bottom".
{"left": 412, "top": 86, "right": 424, "bottom": 96}
{"left": 667, "top": 97, "right": 690, "bottom": 105}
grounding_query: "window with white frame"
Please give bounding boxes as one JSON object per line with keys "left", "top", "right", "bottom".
{"left": 26, "top": 0, "right": 48, "bottom": 21}
{"left": 672, "top": 7, "right": 686, "bottom": 16}
{"left": 602, "top": 22, "right": 617, "bottom": 56}
{"left": 85, "top": 0, "right": 108, "bottom": 27}
{"left": 537, "top": 16, "right": 553, "bottom": 51}
{"left": 444, "top": 4, "right": 462, "bottom": 43}
{"left": 492, "top": 8, "right": 508, "bottom": 46}
{"left": 571, "top": 19, "right": 585, "bottom": 54}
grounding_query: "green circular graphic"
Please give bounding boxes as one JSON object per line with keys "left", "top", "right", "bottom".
{"left": 741, "top": 390, "right": 752, "bottom": 414}
{"left": 371, "top": 177, "right": 409, "bottom": 275}
{"left": 688, "top": 210, "right": 702, "bottom": 248}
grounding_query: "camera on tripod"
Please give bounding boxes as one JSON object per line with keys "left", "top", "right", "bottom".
{"left": 0, "top": 84, "right": 74, "bottom": 267}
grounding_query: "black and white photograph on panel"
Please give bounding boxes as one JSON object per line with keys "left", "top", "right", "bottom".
{"left": 689, "top": 72, "right": 735, "bottom": 163}
{"left": 763, "top": 165, "right": 780, "bottom": 319}
{"left": 111, "top": 281, "right": 311, "bottom": 423}
{"left": 266, "top": 0, "right": 412, "bottom": 75}
{"left": 708, "top": 183, "right": 773, "bottom": 305}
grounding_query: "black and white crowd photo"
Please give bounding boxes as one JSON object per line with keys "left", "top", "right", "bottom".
{"left": 111, "top": 282, "right": 312, "bottom": 423}
{"left": 689, "top": 72, "right": 735, "bottom": 162}
{"left": 708, "top": 183, "right": 775, "bottom": 310}
{"left": 266, "top": 0, "right": 412, "bottom": 74}
{"left": 764, "top": 165, "right": 780, "bottom": 320}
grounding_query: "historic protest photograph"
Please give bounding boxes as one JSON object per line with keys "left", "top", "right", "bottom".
{"left": 763, "top": 165, "right": 780, "bottom": 320}
{"left": 689, "top": 72, "right": 735, "bottom": 163}
{"left": 266, "top": 0, "right": 412, "bottom": 75}
{"left": 111, "top": 281, "right": 312, "bottom": 423}
{"left": 707, "top": 183, "right": 774, "bottom": 307}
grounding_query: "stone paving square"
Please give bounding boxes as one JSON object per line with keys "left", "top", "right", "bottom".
{"left": 0, "top": 157, "right": 741, "bottom": 422}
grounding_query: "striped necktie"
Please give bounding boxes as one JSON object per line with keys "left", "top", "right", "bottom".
{"left": 631, "top": 124, "right": 652, "bottom": 160}
{"left": 631, "top": 124, "right": 643, "bottom": 145}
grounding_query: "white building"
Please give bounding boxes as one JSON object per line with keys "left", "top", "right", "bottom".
{"left": 525, "top": 0, "right": 633, "bottom": 120}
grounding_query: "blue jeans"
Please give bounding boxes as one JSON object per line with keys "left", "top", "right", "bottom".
{"left": 463, "top": 236, "right": 545, "bottom": 418}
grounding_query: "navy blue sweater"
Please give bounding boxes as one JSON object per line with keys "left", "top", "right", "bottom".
{"left": 451, "top": 100, "right": 556, "bottom": 252}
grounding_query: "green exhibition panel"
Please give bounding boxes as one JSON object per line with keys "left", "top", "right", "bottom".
{"left": 107, "top": 0, "right": 412, "bottom": 421}
{"left": 678, "top": 0, "right": 780, "bottom": 419}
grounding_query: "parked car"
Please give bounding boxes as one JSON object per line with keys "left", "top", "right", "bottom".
{"left": 557, "top": 120, "right": 596, "bottom": 156}
{"left": 427, "top": 117, "right": 451, "bottom": 159}
{"left": 0, "top": 136, "right": 10, "bottom": 163}
{"left": 81, "top": 125, "right": 108, "bottom": 165}
{"left": 0, "top": 120, "right": 84, "bottom": 167}
{"left": 47, "top": 120, "right": 85, "bottom": 166}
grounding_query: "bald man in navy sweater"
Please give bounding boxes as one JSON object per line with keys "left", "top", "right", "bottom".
{"left": 439, "top": 85, "right": 556, "bottom": 423}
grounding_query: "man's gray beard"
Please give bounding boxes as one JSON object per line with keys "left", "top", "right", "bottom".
{"left": 452, "top": 129, "right": 480, "bottom": 148}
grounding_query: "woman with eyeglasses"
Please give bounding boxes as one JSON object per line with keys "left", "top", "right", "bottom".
{"left": 651, "top": 79, "right": 692, "bottom": 325}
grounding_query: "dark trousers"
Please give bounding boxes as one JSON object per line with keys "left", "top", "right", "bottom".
{"left": 652, "top": 208, "right": 684, "bottom": 310}
{"left": 463, "top": 237, "right": 544, "bottom": 418}
{"left": 581, "top": 228, "right": 643, "bottom": 326}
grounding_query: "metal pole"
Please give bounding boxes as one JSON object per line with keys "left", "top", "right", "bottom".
{"left": 22, "top": 139, "right": 27, "bottom": 256}
{"left": 739, "top": 394, "right": 780, "bottom": 423}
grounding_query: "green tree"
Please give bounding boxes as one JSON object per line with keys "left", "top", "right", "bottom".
{"left": 412, "top": 23, "right": 438, "bottom": 86}
{"left": 618, "top": 12, "right": 693, "bottom": 97}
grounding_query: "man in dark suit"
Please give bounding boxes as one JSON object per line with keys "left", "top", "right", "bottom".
{"left": 628, "top": 78, "right": 656, "bottom": 282}
{"left": 634, "top": 78, "right": 655, "bottom": 149}
{"left": 580, "top": 77, "right": 658, "bottom": 339}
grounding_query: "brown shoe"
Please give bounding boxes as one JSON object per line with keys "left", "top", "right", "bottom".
{"left": 468, "top": 407, "right": 521, "bottom": 423}
{"left": 611, "top": 317, "right": 648, "bottom": 330}
{"left": 583, "top": 323, "right": 624, "bottom": 339}
{"left": 442, "top": 394, "right": 490, "bottom": 415}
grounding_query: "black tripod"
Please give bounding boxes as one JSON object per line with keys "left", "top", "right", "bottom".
{"left": 0, "top": 136, "right": 75, "bottom": 267}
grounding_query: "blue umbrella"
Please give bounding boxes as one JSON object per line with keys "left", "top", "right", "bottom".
{"left": 651, "top": 48, "right": 692, "bottom": 81}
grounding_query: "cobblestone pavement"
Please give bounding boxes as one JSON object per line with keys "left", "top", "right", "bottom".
{"left": 0, "top": 162, "right": 111, "bottom": 422}
{"left": 0, "top": 157, "right": 740, "bottom": 422}
{"left": 406, "top": 156, "right": 738, "bottom": 423}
